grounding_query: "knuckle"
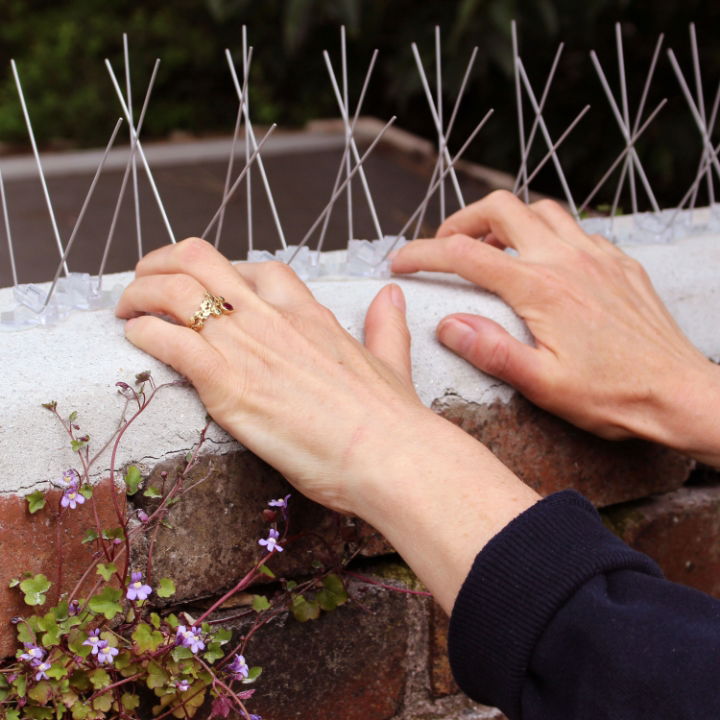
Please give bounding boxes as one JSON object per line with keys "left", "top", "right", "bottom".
{"left": 167, "top": 274, "right": 203, "bottom": 303}
{"left": 264, "top": 260, "right": 299, "bottom": 282}
{"left": 482, "top": 338, "right": 511, "bottom": 378}
{"left": 445, "top": 233, "right": 479, "bottom": 260}
{"left": 175, "top": 236, "right": 214, "bottom": 263}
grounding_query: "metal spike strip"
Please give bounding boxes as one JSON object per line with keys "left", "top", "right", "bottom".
{"left": 97, "top": 59, "right": 161, "bottom": 291}
{"left": 43, "top": 119, "right": 124, "bottom": 309}
{"left": 124, "top": 33, "right": 143, "bottom": 259}
{"left": 105, "top": 58, "right": 176, "bottom": 243}
{"left": 10, "top": 59, "right": 69, "bottom": 276}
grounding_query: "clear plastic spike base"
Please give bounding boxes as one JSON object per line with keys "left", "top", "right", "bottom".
{"left": 0, "top": 273, "right": 122, "bottom": 331}
{"left": 246, "top": 236, "right": 407, "bottom": 281}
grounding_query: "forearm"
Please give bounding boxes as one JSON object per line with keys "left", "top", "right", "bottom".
{"left": 623, "top": 357, "right": 720, "bottom": 467}
{"left": 345, "top": 410, "right": 540, "bottom": 613}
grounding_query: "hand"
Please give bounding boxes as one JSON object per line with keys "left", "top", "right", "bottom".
{"left": 392, "top": 190, "right": 720, "bottom": 465}
{"left": 116, "top": 237, "right": 539, "bottom": 612}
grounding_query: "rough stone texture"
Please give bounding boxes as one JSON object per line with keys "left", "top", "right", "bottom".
{"left": 223, "top": 577, "right": 411, "bottom": 720}
{"left": 429, "top": 602, "right": 459, "bottom": 698}
{"left": 0, "top": 478, "right": 125, "bottom": 656}
{"left": 603, "top": 483, "right": 720, "bottom": 598}
{"left": 131, "top": 451, "right": 390, "bottom": 603}
{"left": 434, "top": 394, "right": 694, "bottom": 507}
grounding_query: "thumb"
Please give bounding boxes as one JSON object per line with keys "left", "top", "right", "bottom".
{"left": 364, "top": 283, "right": 413, "bottom": 387}
{"left": 437, "top": 313, "right": 543, "bottom": 395}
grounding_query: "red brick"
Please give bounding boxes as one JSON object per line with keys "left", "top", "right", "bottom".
{"left": 429, "top": 601, "right": 459, "bottom": 698}
{"left": 435, "top": 394, "right": 693, "bottom": 507}
{"left": 0, "top": 478, "right": 126, "bottom": 656}
{"left": 603, "top": 483, "right": 720, "bottom": 597}
{"left": 216, "top": 577, "right": 411, "bottom": 720}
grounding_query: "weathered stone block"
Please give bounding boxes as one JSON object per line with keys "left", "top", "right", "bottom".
{"left": 434, "top": 394, "right": 694, "bottom": 507}
{"left": 603, "top": 483, "right": 720, "bottom": 597}
{"left": 429, "top": 602, "right": 459, "bottom": 699}
{"left": 0, "top": 478, "right": 126, "bottom": 656}
{"left": 131, "top": 451, "right": 389, "bottom": 604}
{"left": 220, "top": 577, "right": 411, "bottom": 720}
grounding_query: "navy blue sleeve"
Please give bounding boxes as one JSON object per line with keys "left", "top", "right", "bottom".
{"left": 447, "top": 490, "right": 720, "bottom": 719}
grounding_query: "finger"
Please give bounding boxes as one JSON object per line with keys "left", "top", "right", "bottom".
{"left": 529, "top": 198, "right": 594, "bottom": 248}
{"left": 392, "top": 234, "right": 527, "bottom": 300}
{"left": 116, "top": 274, "right": 208, "bottom": 325}
{"left": 364, "top": 284, "right": 413, "bottom": 387}
{"left": 123, "top": 315, "right": 227, "bottom": 396}
{"left": 136, "top": 237, "right": 264, "bottom": 312}
{"left": 435, "top": 190, "right": 556, "bottom": 252}
{"left": 437, "top": 313, "right": 546, "bottom": 396}
{"left": 234, "top": 260, "right": 316, "bottom": 308}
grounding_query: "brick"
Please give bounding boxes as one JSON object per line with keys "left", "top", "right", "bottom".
{"left": 603, "top": 483, "right": 720, "bottom": 598}
{"left": 216, "top": 576, "right": 411, "bottom": 720}
{"left": 0, "top": 478, "right": 126, "bottom": 656}
{"left": 434, "top": 394, "right": 693, "bottom": 507}
{"left": 429, "top": 602, "right": 459, "bottom": 698}
{"left": 132, "top": 451, "right": 391, "bottom": 605}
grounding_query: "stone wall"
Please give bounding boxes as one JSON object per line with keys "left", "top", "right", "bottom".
{"left": 2, "top": 228, "right": 720, "bottom": 719}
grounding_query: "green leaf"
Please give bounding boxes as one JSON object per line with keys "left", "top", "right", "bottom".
{"left": 171, "top": 645, "right": 194, "bottom": 661}
{"left": 286, "top": 580, "right": 298, "bottom": 591}
{"left": 143, "top": 486, "right": 162, "bottom": 499}
{"left": 258, "top": 564, "right": 276, "bottom": 578}
{"left": 92, "top": 693, "right": 112, "bottom": 712}
{"left": 79, "top": 485, "right": 93, "bottom": 500}
{"left": 291, "top": 594, "right": 320, "bottom": 622}
{"left": 166, "top": 613, "right": 180, "bottom": 628}
{"left": 124, "top": 466, "right": 142, "bottom": 496}
{"left": 71, "top": 704, "right": 90, "bottom": 720}
{"left": 251, "top": 594, "right": 271, "bottom": 612}
{"left": 68, "top": 411, "right": 78, "bottom": 423}
{"left": 88, "top": 586, "right": 123, "bottom": 620}
{"left": 132, "top": 623, "right": 164, "bottom": 653}
{"left": 26, "top": 707, "right": 53, "bottom": 720}
{"left": 19, "top": 574, "right": 52, "bottom": 606}
{"left": 150, "top": 612, "right": 162, "bottom": 629}
{"left": 243, "top": 666, "right": 262, "bottom": 684}
{"left": 89, "top": 668, "right": 111, "bottom": 690}
{"left": 26, "top": 490, "right": 46, "bottom": 514}
{"left": 121, "top": 693, "right": 140, "bottom": 711}
{"left": 317, "top": 573, "right": 348, "bottom": 612}
{"left": 5, "top": 709, "right": 19, "bottom": 720}
{"left": 96, "top": 563, "right": 117, "bottom": 582}
{"left": 146, "top": 660, "right": 169, "bottom": 690}
{"left": 46, "top": 665, "right": 67, "bottom": 680}
{"left": 156, "top": 577, "right": 176, "bottom": 598}
{"left": 203, "top": 642, "right": 225, "bottom": 663}
{"left": 70, "top": 438, "right": 89, "bottom": 453}
{"left": 8, "top": 577, "right": 20, "bottom": 588}
{"left": 13, "top": 674, "right": 26, "bottom": 697}
{"left": 16, "top": 621, "right": 35, "bottom": 644}
{"left": 101, "top": 527, "right": 125, "bottom": 543}
{"left": 213, "top": 627, "right": 232, "bottom": 644}
{"left": 67, "top": 630, "right": 91, "bottom": 658}
{"left": 81, "top": 528, "right": 99, "bottom": 544}
{"left": 28, "top": 680, "right": 51, "bottom": 704}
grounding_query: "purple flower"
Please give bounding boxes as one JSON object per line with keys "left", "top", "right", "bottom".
{"left": 267, "top": 494, "right": 290, "bottom": 510}
{"left": 227, "top": 654, "right": 249, "bottom": 679}
{"left": 68, "top": 600, "right": 80, "bottom": 616}
{"left": 258, "top": 528, "right": 283, "bottom": 553}
{"left": 137, "top": 509, "right": 149, "bottom": 523}
{"left": 175, "top": 679, "right": 190, "bottom": 693}
{"left": 61, "top": 486, "right": 85, "bottom": 510}
{"left": 175, "top": 625, "right": 205, "bottom": 654}
{"left": 97, "top": 643, "right": 119, "bottom": 665}
{"left": 19, "top": 644, "right": 45, "bottom": 665}
{"left": 59, "top": 469, "right": 80, "bottom": 489}
{"left": 34, "top": 661, "right": 51, "bottom": 681}
{"left": 126, "top": 572, "right": 152, "bottom": 602}
{"left": 83, "top": 629, "right": 102, "bottom": 655}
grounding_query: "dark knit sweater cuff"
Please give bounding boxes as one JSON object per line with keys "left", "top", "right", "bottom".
{"left": 447, "top": 490, "right": 662, "bottom": 718}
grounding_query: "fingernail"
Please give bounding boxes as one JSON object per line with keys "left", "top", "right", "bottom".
{"left": 438, "top": 318, "right": 475, "bottom": 353}
{"left": 389, "top": 284, "right": 406, "bottom": 312}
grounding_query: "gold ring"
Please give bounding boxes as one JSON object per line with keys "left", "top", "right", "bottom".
{"left": 188, "top": 292, "right": 234, "bottom": 332}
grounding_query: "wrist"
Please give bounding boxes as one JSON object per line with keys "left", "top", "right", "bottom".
{"left": 623, "top": 357, "right": 720, "bottom": 466}
{"left": 346, "top": 410, "right": 540, "bottom": 612}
